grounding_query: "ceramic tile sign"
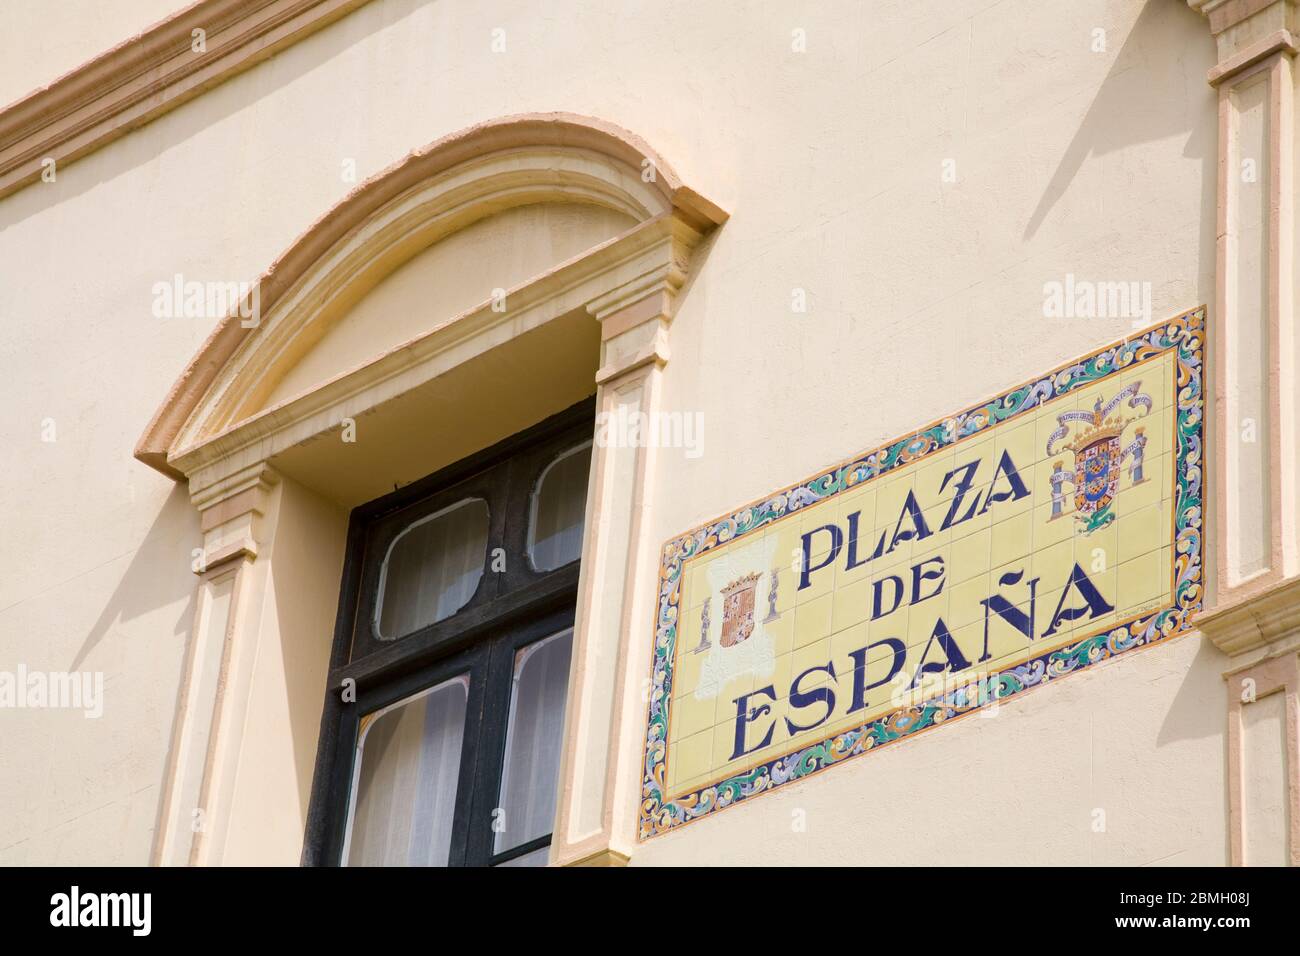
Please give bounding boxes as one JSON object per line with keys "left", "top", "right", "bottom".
{"left": 639, "top": 307, "right": 1205, "bottom": 838}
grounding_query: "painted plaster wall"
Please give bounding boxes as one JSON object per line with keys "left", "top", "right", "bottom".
{"left": 0, "top": 0, "right": 1225, "bottom": 865}
{"left": 1241, "top": 691, "right": 1289, "bottom": 867}
{"left": 0, "top": 1, "right": 183, "bottom": 109}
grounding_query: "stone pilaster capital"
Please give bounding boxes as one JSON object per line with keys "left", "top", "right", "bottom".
{"left": 1189, "top": 0, "right": 1300, "bottom": 83}
{"left": 587, "top": 219, "right": 703, "bottom": 385}
{"left": 1188, "top": 0, "right": 1295, "bottom": 31}
{"left": 1199, "top": 576, "right": 1300, "bottom": 667}
{"left": 190, "top": 463, "right": 280, "bottom": 571}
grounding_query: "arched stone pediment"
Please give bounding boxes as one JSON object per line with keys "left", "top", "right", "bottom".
{"left": 143, "top": 115, "right": 726, "bottom": 865}
{"left": 135, "top": 112, "right": 726, "bottom": 482}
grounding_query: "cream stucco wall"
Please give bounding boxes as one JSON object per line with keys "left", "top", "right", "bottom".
{"left": 0, "top": 1, "right": 183, "bottom": 109}
{"left": 0, "top": 0, "right": 1226, "bottom": 865}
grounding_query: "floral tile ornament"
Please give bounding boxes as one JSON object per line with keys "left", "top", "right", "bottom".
{"left": 640, "top": 307, "right": 1205, "bottom": 839}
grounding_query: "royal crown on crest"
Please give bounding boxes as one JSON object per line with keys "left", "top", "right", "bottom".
{"left": 721, "top": 572, "right": 762, "bottom": 596}
{"left": 1063, "top": 409, "right": 1127, "bottom": 455}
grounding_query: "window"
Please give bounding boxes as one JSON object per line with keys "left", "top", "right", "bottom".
{"left": 304, "top": 399, "right": 594, "bottom": 866}
{"left": 344, "top": 676, "right": 468, "bottom": 866}
{"left": 375, "top": 498, "right": 489, "bottom": 639}
{"left": 528, "top": 441, "right": 592, "bottom": 571}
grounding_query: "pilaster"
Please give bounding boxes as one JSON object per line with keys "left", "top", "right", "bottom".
{"left": 1190, "top": 0, "right": 1300, "bottom": 866}
{"left": 1190, "top": 0, "right": 1299, "bottom": 607}
{"left": 152, "top": 464, "right": 280, "bottom": 865}
{"left": 1199, "top": 577, "right": 1300, "bottom": 865}
{"left": 549, "top": 220, "right": 701, "bottom": 867}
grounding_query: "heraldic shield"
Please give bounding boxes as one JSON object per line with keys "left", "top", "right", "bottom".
{"left": 1075, "top": 434, "right": 1121, "bottom": 517}
{"left": 720, "top": 573, "right": 760, "bottom": 647}
{"left": 1046, "top": 381, "right": 1153, "bottom": 533}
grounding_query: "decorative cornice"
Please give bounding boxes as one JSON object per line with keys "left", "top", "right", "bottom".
{"left": 1188, "top": 0, "right": 1294, "bottom": 35}
{"left": 588, "top": 258, "right": 682, "bottom": 385}
{"left": 563, "top": 848, "right": 630, "bottom": 867}
{"left": 192, "top": 463, "right": 280, "bottom": 570}
{"left": 1198, "top": 575, "right": 1300, "bottom": 658}
{"left": 586, "top": 218, "right": 700, "bottom": 325}
{"left": 1206, "top": 28, "right": 1298, "bottom": 85}
{"left": 191, "top": 460, "right": 280, "bottom": 514}
{"left": 0, "top": 0, "right": 375, "bottom": 201}
{"left": 1186, "top": 0, "right": 1237, "bottom": 25}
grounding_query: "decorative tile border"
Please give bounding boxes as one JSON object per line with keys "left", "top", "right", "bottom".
{"left": 639, "top": 306, "right": 1206, "bottom": 839}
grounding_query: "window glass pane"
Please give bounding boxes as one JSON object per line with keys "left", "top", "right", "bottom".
{"left": 528, "top": 443, "right": 591, "bottom": 571}
{"left": 376, "top": 498, "right": 488, "bottom": 639}
{"left": 344, "top": 676, "right": 469, "bottom": 866}
{"left": 494, "top": 628, "right": 573, "bottom": 854}
{"left": 494, "top": 846, "right": 550, "bottom": 867}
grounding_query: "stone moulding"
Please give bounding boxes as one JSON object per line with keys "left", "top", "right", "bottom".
{"left": 1197, "top": 576, "right": 1300, "bottom": 660}
{"left": 0, "top": 0, "right": 377, "bottom": 200}
{"left": 134, "top": 112, "right": 727, "bottom": 482}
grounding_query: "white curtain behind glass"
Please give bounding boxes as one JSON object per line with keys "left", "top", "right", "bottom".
{"left": 529, "top": 444, "right": 592, "bottom": 571}
{"left": 345, "top": 677, "right": 468, "bottom": 866}
{"left": 493, "top": 628, "right": 574, "bottom": 860}
{"left": 377, "top": 498, "right": 489, "bottom": 639}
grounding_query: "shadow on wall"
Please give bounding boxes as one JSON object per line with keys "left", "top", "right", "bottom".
{"left": 1157, "top": 634, "right": 1229, "bottom": 749}
{"left": 71, "top": 481, "right": 198, "bottom": 671}
{"left": 265, "top": 481, "right": 349, "bottom": 838}
{"left": 1024, "top": 0, "right": 1215, "bottom": 240}
{"left": 0, "top": 0, "right": 440, "bottom": 233}
{"left": 1156, "top": 634, "right": 1231, "bottom": 863}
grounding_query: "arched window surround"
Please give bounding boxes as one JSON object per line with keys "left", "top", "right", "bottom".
{"left": 141, "top": 113, "right": 726, "bottom": 869}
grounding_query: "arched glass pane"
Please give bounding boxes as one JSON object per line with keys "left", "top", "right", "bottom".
{"left": 376, "top": 498, "right": 488, "bottom": 640}
{"left": 493, "top": 627, "right": 573, "bottom": 860}
{"left": 344, "top": 676, "right": 468, "bottom": 867}
{"left": 528, "top": 443, "right": 592, "bottom": 571}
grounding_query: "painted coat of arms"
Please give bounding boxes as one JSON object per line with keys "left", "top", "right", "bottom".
{"left": 719, "top": 573, "right": 760, "bottom": 647}
{"left": 1046, "top": 382, "right": 1152, "bottom": 533}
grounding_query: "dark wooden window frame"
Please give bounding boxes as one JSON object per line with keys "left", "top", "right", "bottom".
{"left": 302, "top": 397, "right": 595, "bottom": 866}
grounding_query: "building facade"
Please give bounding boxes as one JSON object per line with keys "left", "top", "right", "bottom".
{"left": 0, "top": 0, "right": 1296, "bottom": 867}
